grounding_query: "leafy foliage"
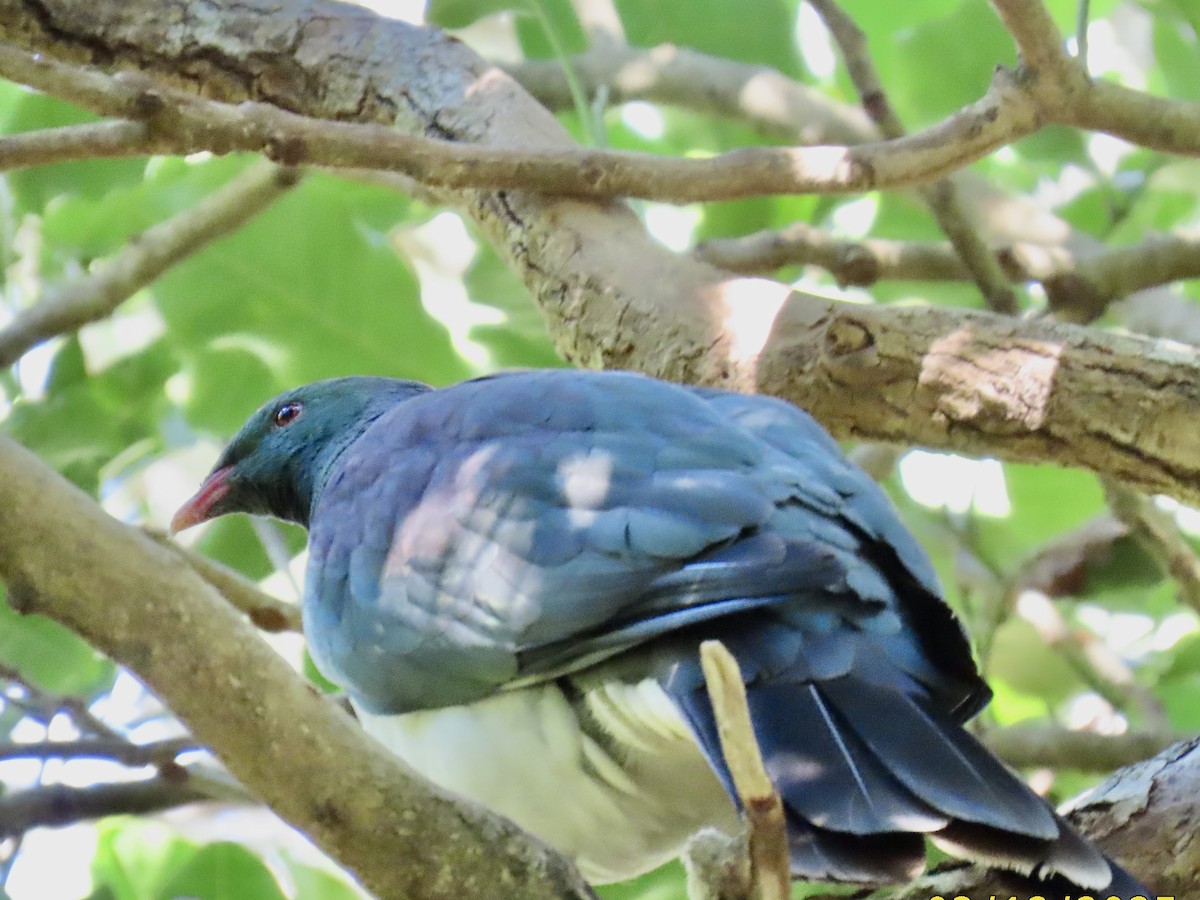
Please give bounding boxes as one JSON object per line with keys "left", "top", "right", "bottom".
{"left": 1, "top": 0, "right": 1197, "bottom": 898}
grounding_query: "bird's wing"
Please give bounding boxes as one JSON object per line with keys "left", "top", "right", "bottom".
{"left": 304, "top": 370, "right": 977, "bottom": 715}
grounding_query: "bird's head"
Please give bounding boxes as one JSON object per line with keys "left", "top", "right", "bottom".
{"left": 171, "top": 376, "right": 430, "bottom": 534}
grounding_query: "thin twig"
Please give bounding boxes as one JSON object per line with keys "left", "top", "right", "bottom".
{"left": 700, "top": 640, "right": 790, "bottom": 900}
{"left": 145, "top": 529, "right": 302, "bottom": 632}
{"left": 1101, "top": 477, "right": 1200, "bottom": 616}
{"left": 508, "top": 42, "right": 878, "bottom": 145}
{"left": 0, "top": 766, "right": 254, "bottom": 838}
{"left": 808, "top": 0, "right": 1017, "bottom": 313}
{"left": 0, "top": 662, "right": 122, "bottom": 741}
{"left": 1013, "top": 588, "right": 1169, "bottom": 729}
{"left": 1075, "top": 0, "right": 1090, "bottom": 70}
{"left": 696, "top": 223, "right": 1200, "bottom": 321}
{"left": 0, "top": 160, "right": 298, "bottom": 368}
{"left": 983, "top": 722, "right": 1182, "bottom": 771}
{"left": 991, "top": 0, "right": 1073, "bottom": 73}
{"left": 0, "top": 120, "right": 157, "bottom": 171}
{"left": 0, "top": 735, "right": 195, "bottom": 767}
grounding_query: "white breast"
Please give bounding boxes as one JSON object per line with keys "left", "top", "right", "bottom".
{"left": 353, "top": 678, "right": 738, "bottom": 883}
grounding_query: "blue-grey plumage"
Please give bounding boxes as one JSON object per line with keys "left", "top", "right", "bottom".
{"left": 174, "top": 369, "right": 1148, "bottom": 892}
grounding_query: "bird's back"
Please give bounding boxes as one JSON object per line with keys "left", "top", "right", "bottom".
{"left": 300, "top": 369, "right": 1137, "bottom": 891}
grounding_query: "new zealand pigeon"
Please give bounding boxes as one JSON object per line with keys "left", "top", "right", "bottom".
{"left": 173, "top": 369, "right": 1146, "bottom": 892}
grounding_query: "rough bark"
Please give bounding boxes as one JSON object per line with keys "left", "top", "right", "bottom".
{"left": 0, "top": 435, "right": 594, "bottom": 900}
{"left": 3, "top": 0, "right": 1200, "bottom": 504}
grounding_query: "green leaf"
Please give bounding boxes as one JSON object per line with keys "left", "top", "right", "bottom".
{"left": 1158, "top": 674, "right": 1200, "bottom": 730}
{"left": 194, "top": 515, "right": 305, "bottom": 583}
{"left": 462, "top": 243, "right": 563, "bottom": 369}
{"left": 284, "top": 855, "right": 364, "bottom": 900}
{"left": 40, "top": 156, "right": 259, "bottom": 263}
{"left": 616, "top": 0, "right": 803, "bottom": 77}
{"left": 159, "top": 842, "right": 288, "bottom": 900}
{"left": 0, "top": 585, "right": 116, "bottom": 697}
{"left": 426, "top": 0, "right": 517, "bottom": 29}
{"left": 0, "top": 89, "right": 147, "bottom": 215}
{"left": 987, "top": 618, "right": 1083, "bottom": 707}
{"left": 1107, "top": 160, "right": 1200, "bottom": 242}
{"left": 888, "top": 2, "right": 1015, "bottom": 125}
{"left": 153, "top": 173, "right": 472, "bottom": 417}
{"left": 975, "top": 464, "right": 1107, "bottom": 566}
{"left": 1012, "top": 125, "right": 1090, "bottom": 168}
{"left": 1153, "top": 16, "right": 1200, "bottom": 101}
{"left": 5, "top": 338, "right": 176, "bottom": 493}
{"left": 514, "top": 0, "right": 588, "bottom": 60}
{"left": 92, "top": 822, "right": 199, "bottom": 900}
{"left": 597, "top": 861, "right": 686, "bottom": 899}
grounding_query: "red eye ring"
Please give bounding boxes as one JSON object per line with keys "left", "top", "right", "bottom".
{"left": 273, "top": 402, "right": 303, "bottom": 427}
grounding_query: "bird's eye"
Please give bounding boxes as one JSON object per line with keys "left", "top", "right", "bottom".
{"left": 273, "top": 402, "right": 303, "bottom": 428}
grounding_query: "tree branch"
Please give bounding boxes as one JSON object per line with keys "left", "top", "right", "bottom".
{"left": 696, "top": 225, "right": 1200, "bottom": 322}
{"left": 990, "top": 0, "right": 1073, "bottom": 74}
{"left": 1102, "top": 478, "right": 1200, "bottom": 617}
{"left": 808, "top": 0, "right": 1017, "bottom": 314}
{"left": 0, "top": 736, "right": 194, "bottom": 766}
{"left": 0, "top": 766, "right": 251, "bottom": 838}
{"left": 1, "top": 1, "right": 1198, "bottom": 503}
{"left": 0, "top": 435, "right": 594, "bottom": 900}
{"left": 0, "top": 41, "right": 1041, "bottom": 201}
{"left": 0, "top": 160, "right": 299, "bottom": 368}
{"left": 982, "top": 724, "right": 1185, "bottom": 773}
{"left": 700, "top": 641, "right": 789, "bottom": 900}
{"left": 503, "top": 26, "right": 1200, "bottom": 333}
{"left": 990, "top": 0, "right": 1200, "bottom": 155}
{"left": 0, "top": 120, "right": 157, "bottom": 171}
{"left": 506, "top": 43, "right": 878, "bottom": 145}
{"left": 1011, "top": 588, "right": 1168, "bottom": 728}
{"left": 144, "top": 529, "right": 302, "bottom": 633}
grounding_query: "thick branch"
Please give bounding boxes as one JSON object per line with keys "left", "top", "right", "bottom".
{"left": 756, "top": 299, "right": 1200, "bottom": 505}
{"left": 0, "top": 161, "right": 298, "bottom": 368}
{"left": 0, "top": 436, "right": 593, "bottom": 900}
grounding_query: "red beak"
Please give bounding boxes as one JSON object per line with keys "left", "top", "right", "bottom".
{"left": 170, "top": 466, "right": 233, "bottom": 535}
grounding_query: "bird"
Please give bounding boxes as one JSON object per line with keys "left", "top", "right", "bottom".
{"left": 172, "top": 369, "right": 1148, "bottom": 894}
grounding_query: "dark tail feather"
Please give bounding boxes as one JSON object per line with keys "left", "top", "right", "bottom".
{"left": 671, "top": 672, "right": 1146, "bottom": 892}
{"left": 931, "top": 815, "right": 1131, "bottom": 893}
{"left": 786, "top": 813, "right": 926, "bottom": 883}
{"left": 818, "top": 675, "right": 1058, "bottom": 838}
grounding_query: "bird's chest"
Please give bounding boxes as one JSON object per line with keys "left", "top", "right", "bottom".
{"left": 353, "top": 678, "right": 737, "bottom": 884}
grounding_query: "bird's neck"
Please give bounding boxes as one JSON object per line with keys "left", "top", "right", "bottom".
{"left": 300, "top": 385, "right": 431, "bottom": 528}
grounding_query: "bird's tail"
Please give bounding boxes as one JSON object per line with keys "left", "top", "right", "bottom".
{"left": 672, "top": 671, "right": 1150, "bottom": 895}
